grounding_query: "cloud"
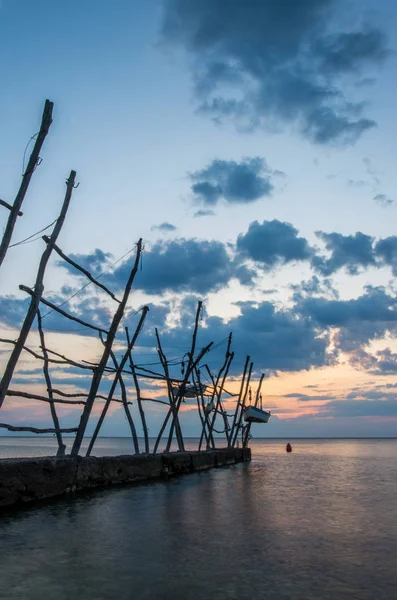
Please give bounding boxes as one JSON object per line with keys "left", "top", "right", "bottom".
{"left": 189, "top": 157, "right": 277, "bottom": 205}
{"left": 374, "top": 193, "right": 394, "bottom": 207}
{"left": 312, "top": 231, "right": 376, "bottom": 276}
{"left": 60, "top": 248, "right": 112, "bottom": 278}
{"left": 193, "top": 209, "right": 216, "bottom": 218}
{"left": 151, "top": 222, "right": 177, "bottom": 232}
{"left": 349, "top": 347, "right": 397, "bottom": 376}
{"left": 0, "top": 292, "right": 112, "bottom": 336}
{"left": 103, "top": 238, "right": 252, "bottom": 295}
{"left": 296, "top": 285, "right": 397, "bottom": 352}
{"left": 236, "top": 219, "right": 313, "bottom": 269}
{"left": 283, "top": 392, "right": 334, "bottom": 401}
{"left": 161, "top": 0, "right": 389, "bottom": 144}
{"left": 375, "top": 236, "right": 397, "bottom": 276}
{"left": 290, "top": 276, "right": 339, "bottom": 301}
{"left": 321, "top": 397, "right": 397, "bottom": 418}
{"left": 363, "top": 157, "right": 382, "bottom": 185}
{"left": 142, "top": 296, "right": 332, "bottom": 374}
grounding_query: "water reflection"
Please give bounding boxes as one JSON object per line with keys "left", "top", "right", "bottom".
{"left": 1, "top": 439, "right": 396, "bottom": 599}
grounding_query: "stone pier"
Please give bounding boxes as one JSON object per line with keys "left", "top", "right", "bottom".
{"left": 0, "top": 447, "right": 251, "bottom": 509}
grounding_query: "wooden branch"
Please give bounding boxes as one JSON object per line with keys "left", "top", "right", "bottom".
{"left": 43, "top": 236, "right": 121, "bottom": 303}
{"left": 43, "top": 348, "right": 96, "bottom": 370}
{"left": 72, "top": 240, "right": 144, "bottom": 457}
{"left": 37, "top": 309, "right": 66, "bottom": 456}
{"left": 6, "top": 389, "right": 86, "bottom": 405}
{"left": 0, "top": 170, "right": 77, "bottom": 409}
{"left": 108, "top": 344, "right": 140, "bottom": 453}
{"left": 206, "top": 333, "right": 233, "bottom": 448}
{"left": 126, "top": 325, "right": 149, "bottom": 453}
{"left": 165, "top": 301, "right": 203, "bottom": 453}
{"left": 0, "top": 337, "right": 68, "bottom": 365}
{"left": 152, "top": 328, "right": 183, "bottom": 454}
{"left": 0, "top": 99, "right": 53, "bottom": 268}
{"left": 229, "top": 355, "right": 250, "bottom": 447}
{"left": 243, "top": 373, "right": 265, "bottom": 448}
{"left": 0, "top": 199, "right": 23, "bottom": 216}
{"left": 231, "top": 361, "right": 253, "bottom": 448}
{"left": 85, "top": 303, "right": 148, "bottom": 457}
{"left": 20, "top": 285, "right": 109, "bottom": 335}
{"left": 195, "top": 367, "right": 214, "bottom": 451}
{"left": 141, "top": 397, "right": 169, "bottom": 406}
{"left": 0, "top": 423, "right": 77, "bottom": 434}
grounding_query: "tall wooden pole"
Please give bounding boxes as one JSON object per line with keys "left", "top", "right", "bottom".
{"left": 37, "top": 309, "right": 66, "bottom": 456}
{"left": 0, "top": 100, "right": 53, "bottom": 268}
{"left": 0, "top": 170, "right": 76, "bottom": 408}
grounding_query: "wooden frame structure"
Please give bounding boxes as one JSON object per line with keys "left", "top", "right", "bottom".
{"left": 0, "top": 100, "right": 265, "bottom": 456}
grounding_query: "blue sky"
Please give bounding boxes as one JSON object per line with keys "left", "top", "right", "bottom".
{"left": 1, "top": 0, "right": 397, "bottom": 439}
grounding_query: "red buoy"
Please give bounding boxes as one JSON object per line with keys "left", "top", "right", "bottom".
{"left": 286, "top": 443, "right": 292, "bottom": 453}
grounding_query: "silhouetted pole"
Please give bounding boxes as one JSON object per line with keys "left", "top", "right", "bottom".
{"left": 0, "top": 100, "right": 53, "bottom": 268}
{"left": 0, "top": 171, "right": 77, "bottom": 409}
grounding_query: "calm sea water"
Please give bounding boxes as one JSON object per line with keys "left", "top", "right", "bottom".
{"left": 1, "top": 438, "right": 396, "bottom": 599}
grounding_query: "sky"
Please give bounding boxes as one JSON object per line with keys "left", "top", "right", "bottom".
{"left": 1, "top": 0, "right": 397, "bottom": 440}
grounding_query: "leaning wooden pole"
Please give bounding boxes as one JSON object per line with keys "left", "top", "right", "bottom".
{"left": 84, "top": 304, "right": 148, "bottom": 457}
{"left": 37, "top": 309, "right": 66, "bottom": 457}
{"left": 228, "top": 355, "right": 250, "bottom": 447}
{"left": 206, "top": 333, "right": 233, "bottom": 446}
{"left": 126, "top": 326, "right": 150, "bottom": 453}
{"left": 108, "top": 346, "right": 140, "bottom": 454}
{"left": 243, "top": 373, "right": 265, "bottom": 448}
{"left": 0, "top": 170, "right": 76, "bottom": 409}
{"left": 71, "top": 240, "right": 143, "bottom": 457}
{"left": 165, "top": 301, "right": 202, "bottom": 452}
{"left": 0, "top": 100, "right": 54, "bottom": 268}
{"left": 152, "top": 328, "right": 184, "bottom": 454}
{"left": 231, "top": 361, "right": 253, "bottom": 447}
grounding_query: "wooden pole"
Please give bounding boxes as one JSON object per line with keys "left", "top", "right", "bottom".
{"left": 243, "top": 373, "right": 265, "bottom": 448}
{"left": 37, "top": 309, "right": 66, "bottom": 456}
{"left": 206, "top": 333, "right": 234, "bottom": 447}
{"left": 0, "top": 170, "right": 77, "bottom": 409}
{"left": 108, "top": 345, "right": 140, "bottom": 454}
{"left": 126, "top": 326, "right": 150, "bottom": 453}
{"left": 44, "top": 237, "right": 121, "bottom": 303}
{"left": 193, "top": 368, "right": 211, "bottom": 450}
{"left": 228, "top": 355, "right": 250, "bottom": 447}
{"left": 0, "top": 100, "right": 54, "bottom": 268}
{"left": 71, "top": 240, "right": 143, "bottom": 457}
{"left": 152, "top": 328, "right": 183, "bottom": 454}
{"left": 84, "top": 305, "right": 148, "bottom": 456}
{"left": 165, "top": 301, "right": 202, "bottom": 452}
{"left": 231, "top": 361, "right": 253, "bottom": 447}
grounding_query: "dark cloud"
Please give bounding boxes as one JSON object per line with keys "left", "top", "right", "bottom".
{"left": 0, "top": 292, "right": 112, "bottom": 336}
{"left": 103, "top": 238, "right": 251, "bottom": 295}
{"left": 290, "top": 276, "right": 339, "bottom": 301}
{"left": 193, "top": 209, "right": 216, "bottom": 218}
{"left": 296, "top": 285, "right": 397, "bottom": 352}
{"left": 151, "top": 222, "right": 177, "bottom": 232}
{"left": 349, "top": 347, "right": 397, "bottom": 376}
{"left": 312, "top": 231, "right": 376, "bottom": 275}
{"left": 145, "top": 296, "right": 332, "bottom": 374}
{"left": 237, "top": 220, "right": 313, "bottom": 269}
{"left": 321, "top": 397, "right": 397, "bottom": 418}
{"left": 374, "top": 193, "right": 394, "bottom": 207}
{"left": 161, "top": 0, "right": 388, "bottom": 144}
{"left": 283, "top": 392, "right": 334, "bottom": 401}
{"left": 375, "top": 236, "right": 397, "bottom": 276}
{"left": 190, "top": 157, "right": 277, "bottom": 205}
{"left": 60, "top": 249, "right": 112, "bottom": 278}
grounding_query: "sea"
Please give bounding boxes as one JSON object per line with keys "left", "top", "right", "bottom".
{"left": 0, "top": 437, "right": 396, "bottom": 600}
